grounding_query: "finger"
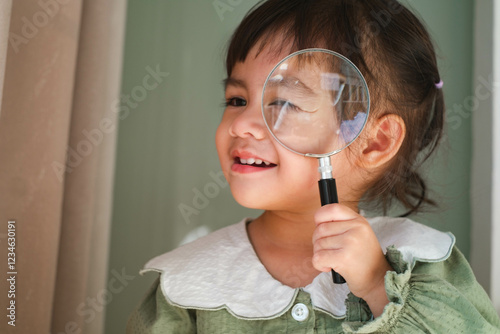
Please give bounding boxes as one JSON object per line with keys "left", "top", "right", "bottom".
{"left": 312, "top": 249, "right": 344, "bottom": 273}
{"left": 314, "top": 203, "right": 359, "bottom": 226}
{"left": 312, "top": 220, "right": 351, "bottom": 244}
{"left": 313, "top": 234, "right": 340, "bottom": 253}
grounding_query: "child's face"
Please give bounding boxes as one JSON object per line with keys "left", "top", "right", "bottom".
{"left": 216, "top": 44, "right": 361, "bottom": 213}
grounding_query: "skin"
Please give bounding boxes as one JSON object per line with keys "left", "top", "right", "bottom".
{"left": 215, "top": 43, "right": 405, "bottom": 318}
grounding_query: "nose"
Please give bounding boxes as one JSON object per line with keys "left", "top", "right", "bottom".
{"left": 228, "top": 101, "right": 267, "bottom": 140}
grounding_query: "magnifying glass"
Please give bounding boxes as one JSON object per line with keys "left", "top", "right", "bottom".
{"left": 261, "top": 48, "right": 370, "bottom": 284}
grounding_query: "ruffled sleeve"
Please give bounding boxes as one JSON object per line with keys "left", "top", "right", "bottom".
{"left": 343, "top": 246, "right": 500, "bottom": 333}
{"left": 126, "top": 277, "right": 197, "bottom": 334}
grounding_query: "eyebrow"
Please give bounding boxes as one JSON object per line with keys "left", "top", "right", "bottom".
{"left": 223, "top": 77, "right": 246, "bottom": 90}
{"left": 222, "top": 75, "right": 317, "bottom": 97}
{"left": 266, "top": 76, "right": 316, "bottom": 97}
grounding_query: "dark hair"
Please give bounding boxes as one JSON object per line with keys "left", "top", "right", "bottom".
{"left": 226, "top": 0, "right": 445, "bottom": 216}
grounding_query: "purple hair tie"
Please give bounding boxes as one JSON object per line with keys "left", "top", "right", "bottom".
{"left": 435, "top": 80, "right": 444, "bottom": 89}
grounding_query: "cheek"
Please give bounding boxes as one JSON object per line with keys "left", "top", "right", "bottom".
{"left": 215, "top": 119, "right": 234, "bottom": 181}
{"left": 277, "top": 152, "right": 320, "bottom": 193}
{"left": 215, "top": 124, "right": 223, "bottom": 153}
{"left": 285, "top": 151, "right": 357, "bottom": 198}
{"left": 215, "top": 117, "right": 230, "bottom": 157}
{"left": 328, "top": 150, "right": 364, "bottom": 202}
{"left": 330, "top": 147, "right": 359, "bottom": 176}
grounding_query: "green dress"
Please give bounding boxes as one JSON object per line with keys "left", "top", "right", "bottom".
{"left": 126, "top": 217, "right": 500, "bottom": 333}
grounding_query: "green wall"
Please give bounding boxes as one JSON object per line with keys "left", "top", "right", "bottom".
{"left": 105, "top": 1, "right": 474, "bottom": 333}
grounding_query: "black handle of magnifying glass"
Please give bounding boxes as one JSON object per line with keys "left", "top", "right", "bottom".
{"left": 318, "top": 178, "right": 347, "bottom": 284}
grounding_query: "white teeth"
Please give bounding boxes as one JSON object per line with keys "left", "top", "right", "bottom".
{"left": 239, "top": 157, "right": 273, "bottom": 165}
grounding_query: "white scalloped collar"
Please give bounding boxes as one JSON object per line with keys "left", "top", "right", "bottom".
{"left": 142, "top": 216, "right": 455, "bottom": 320}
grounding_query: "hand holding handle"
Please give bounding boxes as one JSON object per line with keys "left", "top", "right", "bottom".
{"left": 318, "top": 178, "right": 346, "bottom": 284}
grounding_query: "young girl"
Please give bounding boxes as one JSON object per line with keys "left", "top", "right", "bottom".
{"left": 127, "top": 0, "right": 500, "bottom": 332}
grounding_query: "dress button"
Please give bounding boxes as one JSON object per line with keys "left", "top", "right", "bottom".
{"left": 291, "top": 303, "right": 309, "bottom": 321}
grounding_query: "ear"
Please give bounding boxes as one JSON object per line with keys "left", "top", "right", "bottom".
{"left": 358, "top": 114, "right": 406, "bottom": 168}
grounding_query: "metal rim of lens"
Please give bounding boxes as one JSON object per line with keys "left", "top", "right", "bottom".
{"left": 261, "top": 48, "right": 371, "bottom": 158}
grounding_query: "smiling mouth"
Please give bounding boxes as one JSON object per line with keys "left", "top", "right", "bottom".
{"left": 235, "top": 157, "right": 277, "bottom": 168}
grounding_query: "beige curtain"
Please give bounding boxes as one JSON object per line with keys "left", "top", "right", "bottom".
{"left": 0, "top": 0, "right": 126, "bottom": 333}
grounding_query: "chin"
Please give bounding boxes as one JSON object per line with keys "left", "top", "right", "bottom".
{"left": 230, "top": 187, "right": 318, "bottom": 212}
{"left": 230, "top": 189, "right": 270, "bottom": 210}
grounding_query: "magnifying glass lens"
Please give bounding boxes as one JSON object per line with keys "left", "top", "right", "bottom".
{"left": 262, "top": 49, "right": 369, "bottom": 157}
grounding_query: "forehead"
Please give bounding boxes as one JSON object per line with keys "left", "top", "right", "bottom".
{"left": 226, "top": 46, "right": 345, "bottom": 94}
{"left": 225, "top": 42, "right": 293, "bottom": 89}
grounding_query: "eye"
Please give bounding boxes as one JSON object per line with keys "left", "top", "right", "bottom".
{"left": 269, "top": 99, "right": 301, "bottom": 112}
{"left": 224, "top": 97, "right": 247, "bottom": 107}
